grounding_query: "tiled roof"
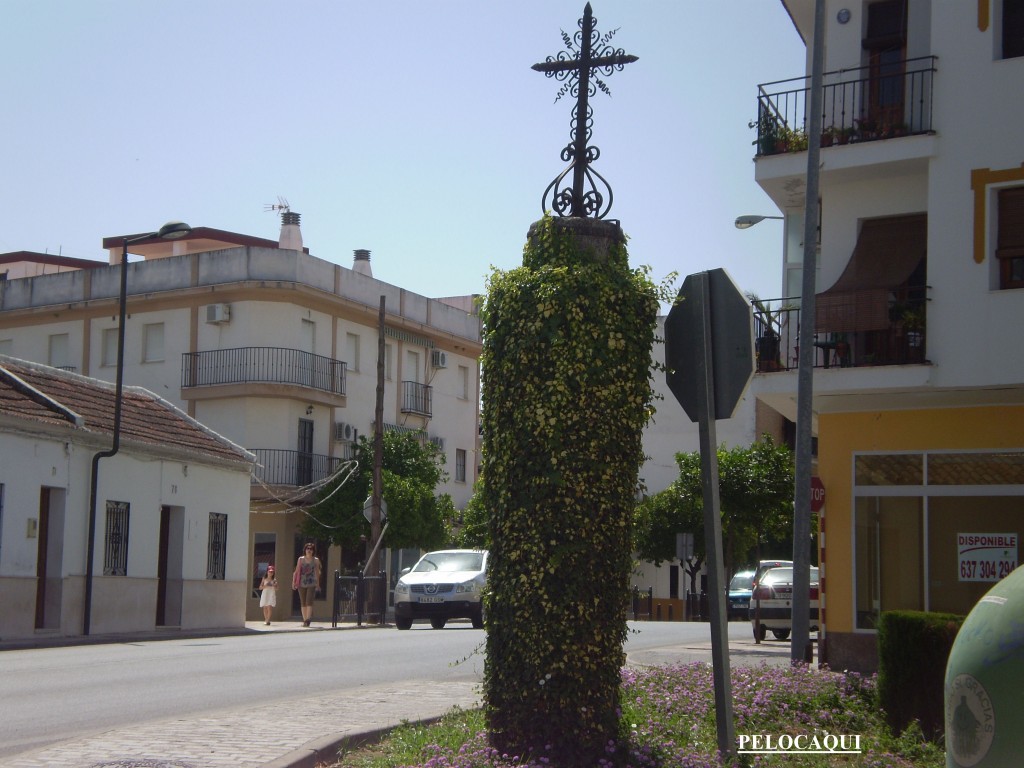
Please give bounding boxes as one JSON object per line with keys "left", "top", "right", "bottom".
{"left": 0, "top": 356, "right": 253, "bottom": 467}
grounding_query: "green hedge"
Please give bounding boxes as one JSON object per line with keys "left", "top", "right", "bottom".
{"left": 877, "top": 609, "right": 964, "bottom": 740}
{"left": 481, "top": 216, "right": 658, "bottom": 767}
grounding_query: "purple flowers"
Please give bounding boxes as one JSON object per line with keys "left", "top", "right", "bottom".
{"left": 358, "top": 663, "right": 941, "bottom": 767}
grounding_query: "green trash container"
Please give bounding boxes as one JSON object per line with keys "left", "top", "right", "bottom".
{"left": 944, "top": 564, "right": 1024, "bottom": 767}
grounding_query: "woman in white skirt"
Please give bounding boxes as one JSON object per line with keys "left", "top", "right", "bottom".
{"left": 259, "top": 566, "right": 278, "bottom": 625}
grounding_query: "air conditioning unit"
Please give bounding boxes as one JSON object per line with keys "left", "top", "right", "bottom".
{"left": 205, "top": 303, "right": 231, "bottom": 324}
{"left": 334, "top": 422, "right": 355, "bottom": 442}
{"left": 431, "top": 349, "right": 448, "bottom": 369}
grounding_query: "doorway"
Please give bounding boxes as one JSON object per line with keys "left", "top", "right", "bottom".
{"left": 156, "top": 505, "right": 185, "bottom": 626}
{"left": 34, "top": 487, "right": 66, "bottom": 630}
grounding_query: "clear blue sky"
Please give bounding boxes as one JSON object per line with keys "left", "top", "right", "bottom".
{"left": 1, "top": 1, "right": 804, "bottom": 305}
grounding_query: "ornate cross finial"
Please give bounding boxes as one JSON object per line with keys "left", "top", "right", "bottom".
{"left": 532, "top": 3, "right": 637, "bottom": 219}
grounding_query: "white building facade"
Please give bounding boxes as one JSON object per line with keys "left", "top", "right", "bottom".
{"left": 0, "top": 215, "right": 482, "bottom": 623}
{"left": 750, "top": 0, "right": 1024, "bottom": 671}
{"left": 0, "top": 358, "right": 254, "bottom": 640}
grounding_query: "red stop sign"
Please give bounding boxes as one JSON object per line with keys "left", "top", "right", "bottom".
{"left": 810, "top": 476, "right": 826, "bottom": 512}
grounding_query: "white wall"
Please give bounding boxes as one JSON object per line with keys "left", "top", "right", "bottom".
{"left": 0, "top": 424, "right": 251, "bottom": 639}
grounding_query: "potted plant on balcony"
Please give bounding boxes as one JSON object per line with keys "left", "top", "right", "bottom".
{"left": 854, "top": 117, "right": 879, "bottom": 141}
{"left": 748, "top": 294, "right": 794, "bottom": 372}
{"left": 778, "top": 125, "right": 808, "bottom": 152}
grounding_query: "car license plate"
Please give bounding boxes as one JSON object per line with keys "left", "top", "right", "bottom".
{"left": 419, "top": 596, "right": 444, "bottom": 603}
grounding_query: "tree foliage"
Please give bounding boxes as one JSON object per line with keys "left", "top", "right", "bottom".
{"left": 302, "top": 431, "right": 453, "bottom": 553}
{"left": 633, "top": 435, "right": 795, "bottom": 576}
{"left": 452, "top": 479, "right": 489, "bottom": 550}
{"left": 481, "top": 216, "right": 659, "bottom": 766}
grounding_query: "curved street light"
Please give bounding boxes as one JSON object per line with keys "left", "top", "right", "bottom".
{"left": 734, "top": 214, "right": 784, "bottom": 230}
{"left": 84, "top": 221, "right": 192, "bottom": 635}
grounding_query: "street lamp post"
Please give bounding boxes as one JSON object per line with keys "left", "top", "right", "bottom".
{"left": 734, "top": 214, "right": 784, "bottom": 230}
{"left": 83, "top": 221, "right": 192, "bottom": 636}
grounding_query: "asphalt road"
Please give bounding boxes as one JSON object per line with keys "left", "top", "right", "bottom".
{"left": 0, "top": 619, "right": 759, "bottom": 761}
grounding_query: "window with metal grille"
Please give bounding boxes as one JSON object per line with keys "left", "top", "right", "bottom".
{"left": 207, "top": 513, "right": 228, "bottom": 580}
{"left": 455, "top": 449, "right": 467, "bottom": 483}
{"left": 997, "top": 187, "right": 1024, "bottom": 289}
{"left": 103, "top": 501, "right": 130, "bottom": 576}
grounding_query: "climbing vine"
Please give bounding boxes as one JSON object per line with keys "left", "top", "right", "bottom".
{"left": 481, "top": 215, "right": 659, "bottom": 766}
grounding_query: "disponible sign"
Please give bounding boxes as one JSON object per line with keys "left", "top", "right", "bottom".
{"left": 958, "top": 533, "right": 1018, "bottom": 582}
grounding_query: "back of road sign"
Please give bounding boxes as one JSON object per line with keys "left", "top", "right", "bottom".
{"left": 664, "top": 268, "right": 754, "bottom": 422}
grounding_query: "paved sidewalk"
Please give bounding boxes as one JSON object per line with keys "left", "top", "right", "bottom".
{"left": 2, "top": 622, "right": 808, "bottom": 768}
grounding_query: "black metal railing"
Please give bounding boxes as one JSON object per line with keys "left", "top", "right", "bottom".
{"left": 752, "top": 290, "right": 929, "bottom": 372}
{"left": 401, "top": 380, "right": 432, "bottom": 417}
{"left": 251, "top": 448, "right": 341, "bottom": 487}
{"left": 754, "top": 56, "right": 937, "bottom": 156}
{"left": 181, "top": 347, "right": 346, "bottom": 395}
{"left": 332, "top": 570, "right": 388, "bottom": 626}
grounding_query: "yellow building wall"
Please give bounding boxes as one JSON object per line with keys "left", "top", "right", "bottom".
{"left": 818, "top": 404, "right": 1024, "bottom": 636}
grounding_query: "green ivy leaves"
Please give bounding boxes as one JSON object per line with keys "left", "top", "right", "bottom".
{"left": 482, "top": 216, "right": 658, "bottom": 766}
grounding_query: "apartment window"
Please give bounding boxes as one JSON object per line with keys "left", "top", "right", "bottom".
{"left": 207, "top": 513, "right": 228, "bottom": 580}
{"left": 458, "top": 365, "right": 470, "bottom": 400}
{"left": 997, "top": 187, "right": 1024, "bottom": 289}
{"left": 1004, "top": 0, "right": 1024, "bottom": 59}
{"left": 455, "top": 449, "right": 467, "bottom": 483}
{"left": 103, "top": 501, "right": 130, "bottom": 576}
{"left": 300, "top": 318, "right": 316, "bottom": 352}
{"left": 142, "top": 323, "right": 165, "bottom": 363}
{"left": 346, "top": 332, "right": 360, "bottom": 372}
{"left": 101, "top": 328, "right": 119, "bottom": 367}
{"left": 48, "top": 333, "right": 70, "bottom": 369}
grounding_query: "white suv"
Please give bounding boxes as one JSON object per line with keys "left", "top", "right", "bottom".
{"left": 393, "top": 549, "right": 488, "bottom": 630}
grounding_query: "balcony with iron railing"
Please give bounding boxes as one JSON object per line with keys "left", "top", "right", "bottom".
{"left": 181, "top": 347, "right": 346, "bottom": 396}
{"left": 752, "top": 289, "right": 929, "bottom": 373}
{"left": 754, "top": 56, "right": 937, "bottom": 156}
{"left": 250, "top": 448, "right": 341, "bottom": 488}
{"left": 401, "top": 380, "right": 432, "bottom": 417}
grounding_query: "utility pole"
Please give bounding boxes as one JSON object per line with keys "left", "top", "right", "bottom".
{"left": 369, "top": 296, "right": 385, "bottom": 575}
{"left": 791, "top": 0, "right": 826, "bottom": 664}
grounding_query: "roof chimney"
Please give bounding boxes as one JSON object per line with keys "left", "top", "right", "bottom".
{"left": 279, "top": 211, "right": 303, "bottom": 251}
{"left": 352, "top": 249, "right": 373, "bottom": 277}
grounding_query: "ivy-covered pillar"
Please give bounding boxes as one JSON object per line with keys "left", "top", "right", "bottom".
{"left": 481, "top": 215, "right": 658, "bottom": 767}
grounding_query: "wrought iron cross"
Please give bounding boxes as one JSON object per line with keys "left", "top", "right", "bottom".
{"left": 532, "top": 3, "right": 637, "bottom": 219}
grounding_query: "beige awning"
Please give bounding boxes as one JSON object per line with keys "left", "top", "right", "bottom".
{"left": 815, "top": 213, "right": 927, "bottom": 332}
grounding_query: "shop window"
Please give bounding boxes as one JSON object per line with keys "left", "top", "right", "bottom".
{"left": 927, "top": 496, "right": 1022, "bottom": 614}
{"left": 855, "top": 496, "right": 924, "bottom": 629}
{"left": 855, "top": 453, "right": 923, "bottom": 485}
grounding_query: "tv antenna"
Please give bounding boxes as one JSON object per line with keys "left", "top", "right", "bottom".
{"left": 264, "top": 196, "right": 290, "bottom": 214}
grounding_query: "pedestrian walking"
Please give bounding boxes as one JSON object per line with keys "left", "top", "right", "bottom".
{"left": 293, "top": 543, "right": 322, "bottom": 626}
{"left": 259, "top": 566, "right": 278, "bottom": 625}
